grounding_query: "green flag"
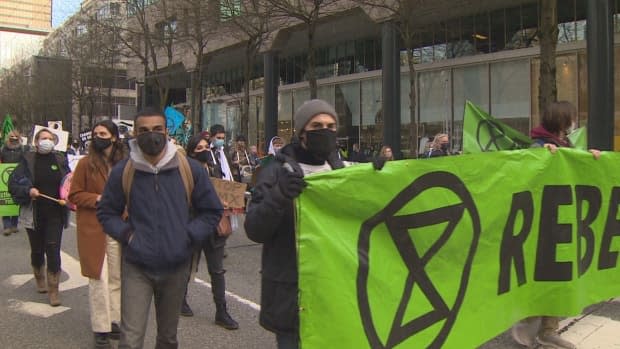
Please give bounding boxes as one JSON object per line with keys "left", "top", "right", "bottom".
{"left": 1, "top": 114, "right": 14, "bottom": 143}
{"left": 462, "top": 101, "right": 533, "bottom": 153}
{"left": 567, "top": 127, "right": 587, "bottom": 150}
{"left": 297, "top": 149, "right": 620, "bottom": 348}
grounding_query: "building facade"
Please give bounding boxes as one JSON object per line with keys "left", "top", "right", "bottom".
{"left": 0, "top": 0, "right": 52, "bottom": 70}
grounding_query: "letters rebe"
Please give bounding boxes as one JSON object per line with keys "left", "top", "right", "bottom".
{"left": 498, "top": 185, "right": 620, "bottom": 295}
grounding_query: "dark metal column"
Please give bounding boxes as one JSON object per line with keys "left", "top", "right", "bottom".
{"left": 263, "top": 51, "right": 279, "bottom": 152}
{"left": 587, "top": 0, "right": 615, "bottom": 150}
{"left": 382, "top": 21, "right": 401, "bottom": 158}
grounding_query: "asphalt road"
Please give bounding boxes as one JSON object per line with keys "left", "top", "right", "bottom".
{"left": 0, "top": 213, "right": 586, "bottom": 349}
{"left": 0, "top": 214, "right": 275, "bottom": 349}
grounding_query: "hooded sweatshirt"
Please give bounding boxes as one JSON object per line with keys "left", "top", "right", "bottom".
{"left": 97, "top": 140, "right": 223, "bottom": 271}
{"left": 530, "top": 125, "right": 572, "bottom": 148}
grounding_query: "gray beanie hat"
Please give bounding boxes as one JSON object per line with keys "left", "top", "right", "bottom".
{"left": 294, "top": 99, "right": 338, "bottom": 134}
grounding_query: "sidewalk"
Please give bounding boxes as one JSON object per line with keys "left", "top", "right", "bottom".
{"left": 559, "top": 298, "right": 620, "bottom": 349}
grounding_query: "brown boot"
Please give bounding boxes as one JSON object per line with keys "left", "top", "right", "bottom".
{"left": 32, "top": 266, "right": 47, "bottom": 293}
{"left": 47, "top": 271, "right": 61, "bottom": 306}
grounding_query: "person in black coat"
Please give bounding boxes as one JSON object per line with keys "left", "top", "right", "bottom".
{"left": 244, "top": 99, "right": 344, "bottom": 349}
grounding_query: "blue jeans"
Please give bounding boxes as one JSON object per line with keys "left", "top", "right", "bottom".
{"left": 276, "top": 332, "right": 299, "bottom": 349}
{"left": 3, "top": 216, "right": 18, "bottom": 229}
{"left": 119, "top": 257, "right": 190, "bottom": 349}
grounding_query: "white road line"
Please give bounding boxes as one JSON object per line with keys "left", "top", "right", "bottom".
{"left": 7, "top": 299, "right": 70, "bottom": 318}
{"left": 2, "top": 274, "right": 32, "bottom": 289}
{"left": 59, "top": 250, "right": 88, "bottom": 291}
{"left": 193, "top": 277, "right": 261, "bottom": 311}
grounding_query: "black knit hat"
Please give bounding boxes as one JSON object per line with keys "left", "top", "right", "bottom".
{"left": 294, "top": 99, "right": 338, "bottom": 134}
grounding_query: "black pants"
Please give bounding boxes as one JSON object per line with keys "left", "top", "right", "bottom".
{"left": 202, "top": 234, "right": 227, "bottom": 305}
{"left": 185, "top": 233, "right": 227, "bottom": 305}
{"left": 26, "top": 213, "right": 63, "bottom": 273}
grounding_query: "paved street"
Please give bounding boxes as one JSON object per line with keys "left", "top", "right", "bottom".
{"left": 1, "top": 214, "right": 619, "bottom": 348}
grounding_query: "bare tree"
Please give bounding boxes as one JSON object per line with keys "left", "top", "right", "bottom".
{"left": 356, "top": 0, "right": 422, "bottom": 156}
{"left": 0, "top": 61, "right": 34, "bottom": 132}
{"left": 109, "top": 0, "right": 178, "bottom": 109}
{"left": 176, "top": 0, "right": 218, "bottom": 132}
{"left": 220, "top": 0, "right": 272, "bottom": 138}
{"left": 538, "top": 0, "right": 558, "bottom": 115}
{"left": 266, "top": 0, "right": 341, "bottom": 99}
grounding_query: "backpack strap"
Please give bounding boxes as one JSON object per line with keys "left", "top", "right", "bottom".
{"left": 121, "top": 151, "right": 194, "bottom": 209}
{"left": 121, "top": 159, "right": 136, "bottom": 209}
{"left": 176, "top": 152, "right": 194, "bottom": 206}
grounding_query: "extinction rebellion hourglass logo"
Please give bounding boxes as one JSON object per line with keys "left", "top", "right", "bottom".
{"left": 357, "top": 172, "right": 481, "bottom": 349}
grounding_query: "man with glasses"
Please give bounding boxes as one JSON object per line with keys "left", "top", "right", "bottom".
{"left": 97, "top": 107, "right": 223, "bottom": 349}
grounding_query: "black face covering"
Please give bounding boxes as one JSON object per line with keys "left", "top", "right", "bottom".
{"left": 92, "top": 137, "right": 112, "bottom": 151}
{"left": 304, "top": 129, "right": 337, "bottom": 160}
{"left": 137, "top": 132, "right": 166, "bottom": 156}
{"left": 440, "top": 143, "right": 449, "bottom": 152}
{"left": 194, "top": 150, "right": 210, "bottom": 163}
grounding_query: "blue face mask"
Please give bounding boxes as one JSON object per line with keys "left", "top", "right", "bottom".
{"left": 213, "top": 139, "right": 225, "bottom": 148}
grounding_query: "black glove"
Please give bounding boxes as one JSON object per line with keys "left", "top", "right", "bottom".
{"left": 372, "top": 157, "right": 386, "bottom": 171}
{"left": 275, "top": 166, "right": 307, "bottom": 201}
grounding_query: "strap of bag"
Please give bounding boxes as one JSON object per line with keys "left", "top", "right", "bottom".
{"left": 121, "top": 150, "right": 194, "bottom": 209}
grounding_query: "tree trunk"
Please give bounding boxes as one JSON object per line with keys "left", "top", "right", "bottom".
{"left": 307, "top": 21, "right": 318, "bottom": 99}
{"left": 538, "top": 0, "right": 558, "bottom": 117}
{"left": 407, "top": 47, "right": 418, "bottom": 158}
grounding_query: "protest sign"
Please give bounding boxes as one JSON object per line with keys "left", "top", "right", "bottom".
{"left": 210, "top": 178, "right": 247, "bottom": 209}
{"left": 298, "top": 149, "right": 620, "bottom": 349}
{"left": 0, "top": 164, "right": 19, "bottom": 216}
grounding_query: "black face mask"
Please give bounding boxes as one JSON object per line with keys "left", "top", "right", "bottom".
{"left": 194, "top": 150, "right": 210, "bottom": 163}
{"left": 137, "top": 132, "right": 166, "bottom": 156}
{"left": 304, "top": 129, "right": 337, "bottom": 160}
{"left": 92, "top": 137, "right": 112, "bottom": 151}
{"left": 440, "top": 143, "right": 449, "bottom": 152}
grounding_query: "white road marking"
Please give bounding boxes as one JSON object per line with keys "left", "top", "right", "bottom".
{"left": 2, "top": 251, "right": 86, "bottom": 292}
{"left": 7, "top": 299, "right": 70, "bottom": 317}
{"left": 193, "top": 277, "right": 261, "bottom": 311}
{"left": 2, "top": 274, "right": 32, "bottom": 289}
{"left": 59, "top": 250, "right": 88, "bottom": 291}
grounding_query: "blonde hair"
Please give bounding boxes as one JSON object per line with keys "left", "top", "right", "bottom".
{"left": 431, "top": 133, "right": 449, "bottom": 150}
{"left": 380, "top": 145, "right": 394, "bottom": 160}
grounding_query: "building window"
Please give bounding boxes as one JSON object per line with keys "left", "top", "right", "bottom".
{"left": 110, "top": 3, "right": 121, "bottom": 17}
{"left": 221, "top": 0, "right": 241, "bottom": 20}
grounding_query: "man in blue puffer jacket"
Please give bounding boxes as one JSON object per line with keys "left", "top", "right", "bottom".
{"left": 97, "top": 107, "right": 223, "bottom": 349}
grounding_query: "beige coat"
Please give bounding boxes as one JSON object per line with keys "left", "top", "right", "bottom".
{"left": 68, "top": 156, "right": 109, "bottom": 279}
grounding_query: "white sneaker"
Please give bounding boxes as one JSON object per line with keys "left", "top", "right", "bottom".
{"left": 511, "top": 321, "right": 537, "bottom": 348}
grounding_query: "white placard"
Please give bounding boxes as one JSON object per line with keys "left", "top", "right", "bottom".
{"left": 32, "top": 125, "right": 69, "bottom": 152}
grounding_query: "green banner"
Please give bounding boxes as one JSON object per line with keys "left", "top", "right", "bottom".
{"left": 0, "top": 163, "right": 19, "bottom": 216}
{"left": 462, "top": 101, "right": 533, "bottom": 153}
{"left": 568, "top": 127, "right": 587, "bottom": 151}
{"left": 297, "top": 149, "right": 620, "bottom": 349}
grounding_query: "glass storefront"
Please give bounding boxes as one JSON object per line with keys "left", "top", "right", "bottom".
{"left": 202, "top": 0, "right": 620, "bottom": 156}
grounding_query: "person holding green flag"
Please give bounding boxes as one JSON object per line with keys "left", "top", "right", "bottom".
{"left": 1, "top": 130, "right": 26, "bottom": 236}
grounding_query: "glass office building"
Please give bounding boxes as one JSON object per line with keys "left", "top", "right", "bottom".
{"left": 202, "top": 0, "right": 620, "bottom": 157}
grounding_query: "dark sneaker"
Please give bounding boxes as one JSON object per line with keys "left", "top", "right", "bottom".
{"left": 3, "top": 228, "right": 11, "bottom": 236}
{"left": 537, "top": 333, "right": 576, "bottom": 349}
{"left": 215, "top": 310, "right": 239, "bottom": 330}
{"left": 109, "top": 322, "right": 120, "bottom": 340}
{"left": 94, "top": 332, "right": 111, "bottom": 349}
{"left": 180, "top": 300, "right": 193, "bottom": 317}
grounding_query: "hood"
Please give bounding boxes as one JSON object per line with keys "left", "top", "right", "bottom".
{"left": 530, "top": 125, "right": 571, "bottom": 147}
{"left": 268, "top": 136, "right": 283, "bottom": 155}
{"left": 129, "top": 138, "right": 179, "bottom": 173}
